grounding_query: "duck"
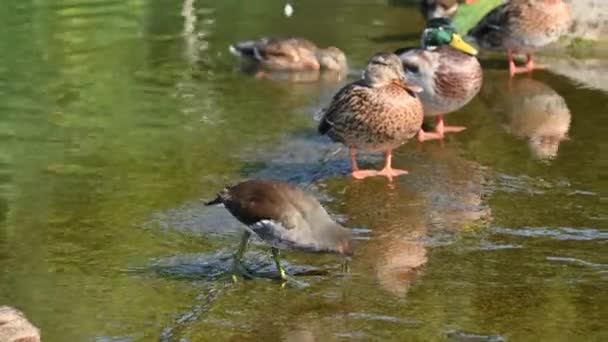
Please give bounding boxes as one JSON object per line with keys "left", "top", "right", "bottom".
{"left": 229, "top": 37, "right": 348, "bottom": 73}
{"left": 419, "top": 0, "right": 478, "bottom": 20}
{"left": 420, "top": 0, "right": 459, "bottom": 20}
{"left": 467, "top": 0, "right": 572, "bottom": 77}
{"left": 318, "top": 52, "right": 424, "bottom": 180}
{"left": 396, "top": 17, "right": 482, "bottom": 141}
{"left": 206, "top": 179, "right": 352, "bottom": 281}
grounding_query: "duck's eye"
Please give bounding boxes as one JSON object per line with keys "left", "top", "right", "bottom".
{"left": 403, "top": 63, "right": 419, "bottom": 73}
{"left": 373, "top": 60, "right": 389, "bottom": 66}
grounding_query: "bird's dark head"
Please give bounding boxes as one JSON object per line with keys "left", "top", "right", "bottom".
{"left": 204, "top": 186, "right": 231, "bottom": 206}
{"left": 422, "top": 18, "right": 478, "bottom": 55}
{"left": 338, "top": 235, "right": 354, "bottom": 257}
{"left": 325, "top": 224, "right": 354, "bottom": 257}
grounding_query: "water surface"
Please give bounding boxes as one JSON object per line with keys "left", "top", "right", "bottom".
{"left": 0, "top": 0, "right": 606, "bottom": 341}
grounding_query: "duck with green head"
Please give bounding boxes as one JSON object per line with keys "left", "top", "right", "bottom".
{"left": 396, "top": 18, "right": 482, "bottom": 142}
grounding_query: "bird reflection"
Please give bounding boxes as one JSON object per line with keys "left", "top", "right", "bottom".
{"left": 503, "top": 78, "right": 571, "bottom": 160}
{"left": 239, "top": 65, "right": 348, "bottom": 84}
{"left": 335, "top": 180, "right": 428, "bottom": 297}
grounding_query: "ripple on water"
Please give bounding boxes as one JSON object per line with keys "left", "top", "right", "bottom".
{"left": 546, "top": 256, "right": 608, "bottom": 268}
{"left": 345, "top": 312, "right": 419, "bottom": 325}
{"left": 445, "top": 330, "right": 506, "bottom": 342}
{"left": 135, "top": 249, "right": 330, "bottom": 282}
{"left": 492, "top": 226, "right": 608, "bottom": 241}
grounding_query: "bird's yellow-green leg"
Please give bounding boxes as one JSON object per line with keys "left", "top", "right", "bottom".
{"left": 271, "top": 247, "right": 288, "bottom": 281}
{"left": 232, "top": 231, "right": 253, "bottom": 282}
{"left": 341, "top": 258, "right": 351, "bottom": 274}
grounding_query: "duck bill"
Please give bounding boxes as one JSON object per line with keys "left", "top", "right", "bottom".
{"left": 449, "top": 34, "right": 478, "bottom": 55}
{"left": 394, "top": 77, "right": 423, "bottom": 93}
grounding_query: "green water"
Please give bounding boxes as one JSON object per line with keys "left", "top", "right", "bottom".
{"left": 0, "top": 0, "right": 606, "bottom": 341}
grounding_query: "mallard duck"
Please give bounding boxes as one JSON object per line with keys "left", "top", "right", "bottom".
{"left": 467, "top": 0, "right": 571, "bottom": 77}
{"left": 396, "top": 17, "right": 482, "bottom": 141}
{"left": 229, "top": 37, "right": 347, "bottom": 72}
{"left": 318, "top": 53, "right": 423, "bottom": 180}
{"left": 206, "top": 180, "right": 352, "bottom": 281}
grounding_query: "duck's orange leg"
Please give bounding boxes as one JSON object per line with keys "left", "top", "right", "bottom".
{"left": 464, "top": 0, "right": 477, "bottom": 4}
{"left": 418, "top": 115, "right": 466, "bottom": 142}
{"left": 349, "top": 146, "right": 360, "bottom": 172}
{"left": 508, "top": 49, "right": 530, "bottom": 77}
{"left": 351, "top": 149, "right": 408, "bottom": 180}
{"left": 524, "top": 53, "right": 546, "bottom": 72}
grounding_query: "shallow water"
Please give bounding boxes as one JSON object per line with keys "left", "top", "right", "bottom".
{"left": 0, "top": 0, "right": 606, "bottom": 341}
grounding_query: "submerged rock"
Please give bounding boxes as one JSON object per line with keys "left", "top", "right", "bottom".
{"left": 0, "top": 306, "right": 40, "bottom": 342}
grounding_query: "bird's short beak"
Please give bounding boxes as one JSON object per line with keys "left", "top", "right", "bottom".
{"left": 450, "top": 34, "right": 478, "bottom": 55}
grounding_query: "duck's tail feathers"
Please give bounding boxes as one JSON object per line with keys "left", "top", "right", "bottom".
{"left": 318, "top": 117, "right": 333, "bottom": 135}
{"left": 205, "top": 187, "right": 231, "bottom": 206}
{"left": 204, "top": 196, "right": 223, "bottom": 206}
{"left": 229, "top": 40, "right": 258, "bottom": 58}
{"left": 394, "top": 46, "right": 416, "bottom": 56}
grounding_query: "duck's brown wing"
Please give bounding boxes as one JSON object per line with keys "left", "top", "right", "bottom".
{"left": 260, "top": 38, "right": 319, "bottom": 70}
{"left": 220, "top": 180, "right": 300, "bottom": 230}
{"left": 467, "top": 1, "right": 512, "bottom": 50}
{"left": 318, "top": 81, "right": 378, "bottom": 137}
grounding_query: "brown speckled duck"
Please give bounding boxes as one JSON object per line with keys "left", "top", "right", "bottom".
{"left": 467, "top": 0, "right": 572, "bottom": 77}
{"left": 318, "top": 52, "right": 424, "bottom": 180}
{"left": 397, "top": 18, "right": 482, "bottom": 141}
{"left": 420, "top": 0, "right": 459, "bottom": 20}
{"left": 206, "top": 180, "right": 352, "bottom": 281}
{"left": 229, "top": 37, "right": 347, "bottom": 72}
{"left": 419, "top": 0, "right": 478, "bottom": 20}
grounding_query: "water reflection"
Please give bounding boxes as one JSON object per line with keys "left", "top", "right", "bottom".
{"left": 333, "top": 181, "right": 428, "bottom": 297}
{"left": 238, "top": 68, "right": 348, "bottom": 84}
{"left": 540, "top": 56, "right": 608, "bottom": 93}
{"left": 1, "top": 0, "right": 606, "bottom": 341}
{"left": 504, "top": 78, "right": 571, "bottom": 160}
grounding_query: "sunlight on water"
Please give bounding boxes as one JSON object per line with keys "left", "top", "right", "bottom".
{"left": 0, "top": 0, "right": 606, "bottom": 341}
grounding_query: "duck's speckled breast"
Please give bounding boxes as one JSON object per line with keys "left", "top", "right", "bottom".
{"left": 505, "top": 1, "right": 572, "bottom": 51}
{"left": 421, "top": 47, "right": 483, "bottom": 116}
{"left": 331, "top": 83, "right": 423, "bottom": 151}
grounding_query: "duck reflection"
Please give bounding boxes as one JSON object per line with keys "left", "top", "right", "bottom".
{"left": 335, "top": 180, "right": 428, "bottom": 297}
{"left": 410, "top": 145, "right": 491, "bottom": 228}
{"left": 503, "top": 78, "right": 571, "bottom": 160}
{"left": 240, "top": 66, "right": 348, "bottom": 84}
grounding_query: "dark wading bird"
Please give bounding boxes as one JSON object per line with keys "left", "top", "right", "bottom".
{"left": 206, "top": 180, "right": 353, "bottom": 282}
{"left": 467, "top": 0, "right": 571, "bottom": 77}
{"left": 318, "top": 53, "right": 424, "bottom": 180}
{"left": 396, "top": 17, "right": 482, "bottom": 141}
